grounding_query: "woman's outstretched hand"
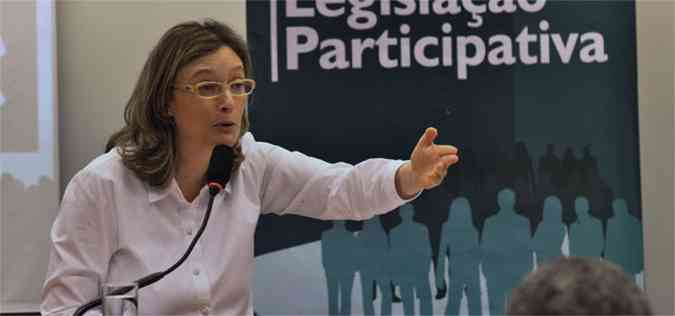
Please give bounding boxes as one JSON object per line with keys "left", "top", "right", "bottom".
{"left": 395, "top": 127, "right": 459, "bottom": 199}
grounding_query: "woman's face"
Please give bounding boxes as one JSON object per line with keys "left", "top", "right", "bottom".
{"left": 169, "top": 46, "right": 247, "bottom": 148}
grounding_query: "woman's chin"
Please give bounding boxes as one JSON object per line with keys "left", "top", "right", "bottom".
{"left": 214, "top": 135, "right": 238, "bottom": 147}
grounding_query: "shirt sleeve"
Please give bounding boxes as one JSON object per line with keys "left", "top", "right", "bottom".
{"left": 258, "top": 143, "right": 416, "bottom": 220}
{"left": 41, "top": 172, "right": 116, "bottom": 316}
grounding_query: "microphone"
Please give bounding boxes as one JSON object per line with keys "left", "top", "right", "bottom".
{"left": 74, "top": 145, "right": 234, "bottom": 316}
{"left": 207, "top": 144, "right": 234, "bottom": 196}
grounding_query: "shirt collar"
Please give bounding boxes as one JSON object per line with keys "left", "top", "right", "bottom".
{"left": 147, "top": 178, "right": 177, "bottom": 203}
{"left": 147, "top": 176, "right": 233, "bottom": 204}
{"left": 146, "top": 134, "right": 251, "bottom": 204}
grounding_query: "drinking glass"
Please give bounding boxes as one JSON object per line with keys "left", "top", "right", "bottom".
{"left": 102, "top": 282, "right": 138, "bottom": 316}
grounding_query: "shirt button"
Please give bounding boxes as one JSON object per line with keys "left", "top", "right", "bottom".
{"left": 186, "top": 229, "right": 193, "bottom": 236}
{"left": 193, "top": 269, "right": 200, "bottom": 276}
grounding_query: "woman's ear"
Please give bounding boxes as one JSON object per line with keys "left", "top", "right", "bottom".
{"left": 161, "top": 100, "right": 175, "bottom": 124}
{"left": 166, "top": 99, "right": 175, "bottom": 117}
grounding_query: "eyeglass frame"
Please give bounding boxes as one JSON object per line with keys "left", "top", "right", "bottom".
{"left": 173, "top": 78, "right": 256, "bottom": 99}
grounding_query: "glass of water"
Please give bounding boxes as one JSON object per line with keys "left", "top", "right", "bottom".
{"left": 102, "top": 282, "right": 138, "bottom": 316}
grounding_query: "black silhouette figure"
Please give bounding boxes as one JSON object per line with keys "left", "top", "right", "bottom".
{"left": 577, "top": 146, "right": 599, "bottom": 199}
{"left": 559, "top": 147, "right": 581, "bottom": 225}
{"left": 537, "top": 144, "right": 562, "bottom": 196}
{"left": 511, "top": 142, "right": 537, "bottom": 236}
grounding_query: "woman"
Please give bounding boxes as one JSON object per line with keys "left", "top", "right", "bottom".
{"left": 41, "top": 19, "right": 459, "bottom": 315}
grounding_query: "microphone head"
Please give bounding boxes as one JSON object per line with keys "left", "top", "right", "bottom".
{"left": 207, "top": 145, "right": 234, "bottom": 194}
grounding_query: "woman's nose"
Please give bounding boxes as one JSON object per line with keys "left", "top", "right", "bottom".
{"left": 216, "top": 91, "right": 235, "bottom": 111}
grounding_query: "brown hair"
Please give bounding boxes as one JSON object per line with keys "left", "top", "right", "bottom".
{"left": 106, "top": 19, "right": 252, "bottom": 187}
{"left": 507, "top": 257, "right": 652, "bottom": 315}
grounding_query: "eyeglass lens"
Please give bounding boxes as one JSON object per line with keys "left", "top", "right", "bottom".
{"left": 196, "top": 80, "right": 253, "bottom": 97}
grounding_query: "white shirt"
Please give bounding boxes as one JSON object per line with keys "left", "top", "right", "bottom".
{"left": 41, "top": 132, "right": 411, "bottom": 316}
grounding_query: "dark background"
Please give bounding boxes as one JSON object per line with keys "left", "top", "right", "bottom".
{"left": 247, "top": 0, "right": 640, "bottom": 264}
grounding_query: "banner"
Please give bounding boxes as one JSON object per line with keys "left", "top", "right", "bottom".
{"left": 0, "top": 0, "right": 59, "bottom": 312}
{"left": 247, "top": 1, "right": 643, "bottom": 315}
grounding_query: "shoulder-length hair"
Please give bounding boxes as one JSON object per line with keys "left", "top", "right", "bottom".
{"left": 106, "top": 19, "right": 252, "bottom": 188}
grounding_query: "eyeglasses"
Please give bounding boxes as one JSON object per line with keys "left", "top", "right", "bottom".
{"left": 174, "top": 78, "right": 256, "bottom": 99}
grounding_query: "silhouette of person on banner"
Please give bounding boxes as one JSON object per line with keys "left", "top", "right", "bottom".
{"left": 590, "top": 176, "right": 615, "bottom": 234}
{"left": 605, "top": 198, "right": 644, "bottom": 278}
{"left": 482, "top": 188, "right": 531, "bottom": 315}
{"left": 390, "top": 204, "right": 433, "bottom": 316}
{"left": 435, "top": 197, "right": 481, "bottom": 315}
{"left": 512, "top": 142, "right": 537, "bottom": 223}
{"left": 532, "top": 196, "right": 565, "bottom": 265}
{"left": 577, "top": 146, "right": 599, "bottom": 199}
{"left": 322, "top": 220, "right": 358, "bottom": 315}
{"left": 569, "top": 197, "right": 604, "bottom": 258}
{"left": 356, "top": 216, "right": 393, "bottom": 316}
{"left": 537, "top": 144, "right": 562, "bottom": 197}
{"left": 558, "top": 147, "right": 581, "bottom": 224}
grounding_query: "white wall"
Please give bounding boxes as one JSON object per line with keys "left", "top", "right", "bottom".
{"left": 57, "top": 1, "right": 673, "bottom": 314}
{"left": 0, "top": 1, "right": 60, "bottom": 312}
{"left": 57, "top": 1, "right": 246, "bottom": 182}
{"left": 636, "top": 1, "right": 675, "bottom": 314}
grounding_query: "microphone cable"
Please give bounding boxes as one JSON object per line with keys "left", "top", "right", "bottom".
{"left": 74, "top": 145, "right": 233, "bottom": 316}
{"left": 73, "top": 187, "right": 221, "bottom": 316}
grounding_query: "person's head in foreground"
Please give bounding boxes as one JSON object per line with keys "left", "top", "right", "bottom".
{"left": 507, "top": 257, "right": 652, "bottom": 315}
